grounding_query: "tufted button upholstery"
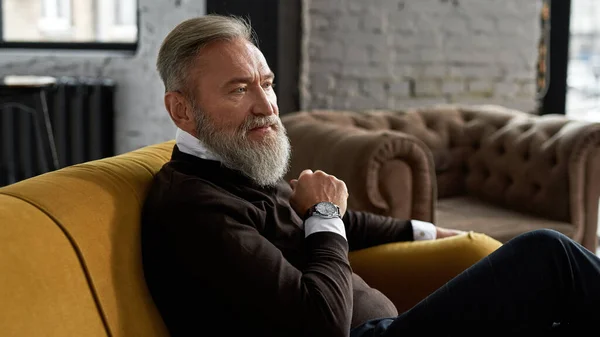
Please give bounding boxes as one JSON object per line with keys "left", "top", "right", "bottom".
{"left": 282, "top": 104, "right": 600, "bottom": 251}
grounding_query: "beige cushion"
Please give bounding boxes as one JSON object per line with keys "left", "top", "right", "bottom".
{"left": 435, "top": 196, "right": 575, "bottom": 243}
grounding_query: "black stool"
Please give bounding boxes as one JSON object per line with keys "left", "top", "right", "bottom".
{"left": 0, "top": 76, "right": 60, "bottom": 185}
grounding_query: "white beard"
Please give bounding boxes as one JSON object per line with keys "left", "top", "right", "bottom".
{"left": 194, "top": 112, "right": 291, "bottom": 187}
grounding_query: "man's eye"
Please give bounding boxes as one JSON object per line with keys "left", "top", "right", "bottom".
{"left": 263, "top": 82, "right": 275, "bottom": 89}
{"left": 233, "top": 87, "right": 247, "bottom": 94}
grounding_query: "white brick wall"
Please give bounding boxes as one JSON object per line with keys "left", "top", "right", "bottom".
{"left": 301, "top": 0, "right": 542, "bottom": 112}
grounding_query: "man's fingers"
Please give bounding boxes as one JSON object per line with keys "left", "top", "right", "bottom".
{"left": 289, "top": 179, "right": 298, "bottom": 189}
{"left": 298, "top": 169, "right": 313, "bottom": 178}
{"left": 436, "top": 227, "right": 467, "bottom": 239}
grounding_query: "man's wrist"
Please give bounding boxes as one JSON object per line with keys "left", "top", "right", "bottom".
{"left": 303, "top": 202, "right": 341, "bottom": 221}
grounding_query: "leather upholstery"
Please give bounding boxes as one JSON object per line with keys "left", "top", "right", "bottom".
{"left": 282, "top": 104, "right": 600, "bottom": 251}
{"left": 283, "top": 118, "right": 436, "bottom": 222}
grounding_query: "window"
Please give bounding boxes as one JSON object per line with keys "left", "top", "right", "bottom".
{"left": 566, "top": 0, "right": 600, "bottom": 122}
{"left": 38, "top": 0, "right": 71, "bottom": 35}
{"left": 96, "top": 0, "right": 137, "bottom": 43}
{"left": 0, "top": 0, "right": 138, "bottom": 50}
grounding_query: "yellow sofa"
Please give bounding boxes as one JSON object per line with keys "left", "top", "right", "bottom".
{"left": 0, "top": 140, "right": 501, "bottom": 337}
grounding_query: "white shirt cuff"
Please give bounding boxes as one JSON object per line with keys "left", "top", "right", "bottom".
{"left": 411, "top": 220, "right": 436, "bottom": 241}
{"left": 304, "top": 216, "right": 347, "bottom": 240}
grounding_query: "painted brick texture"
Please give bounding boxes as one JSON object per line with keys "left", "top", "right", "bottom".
{"left": 301, "top": 0, "right": 542, "bottom": 112}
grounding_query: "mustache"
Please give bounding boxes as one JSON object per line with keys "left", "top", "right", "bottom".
{"left": 240, "top": 115, "right": 281, "bottom": 132}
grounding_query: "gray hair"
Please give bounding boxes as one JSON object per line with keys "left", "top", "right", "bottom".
{"left": 156, "top": 14, "right": 256, "bottom": 93}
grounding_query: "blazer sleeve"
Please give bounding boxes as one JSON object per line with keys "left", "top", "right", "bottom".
{"left": 343, "top": 209, "right": 414, "bottom": 251}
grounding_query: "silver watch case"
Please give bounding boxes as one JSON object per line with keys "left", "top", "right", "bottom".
{"left": 312, "top": 202, "right": 340, "bottom": 219}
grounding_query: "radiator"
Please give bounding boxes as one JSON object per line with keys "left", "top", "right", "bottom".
{"left": 0, "top": 76, "right": 116, "bottom": 186}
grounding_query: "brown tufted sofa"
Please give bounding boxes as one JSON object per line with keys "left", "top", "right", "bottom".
{"left": 281, "top": 104, "right": 600, "bottom": 252}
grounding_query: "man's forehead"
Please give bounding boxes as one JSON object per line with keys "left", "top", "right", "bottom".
{"left": 196, "top": 39, "right": 272, "bottom": 77}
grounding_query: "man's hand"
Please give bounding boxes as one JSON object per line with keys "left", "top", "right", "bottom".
{"left": 435, "top": 226, "right": 466, "bottom": 239}
{"left": 289, "top": 169, "right": 349, "bottom": 218}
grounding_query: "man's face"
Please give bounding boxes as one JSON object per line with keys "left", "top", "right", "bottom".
{"left": 183, "top": 38, "right": 290, "bottom": 187}
{"left": 188, "top": 38, "right": 279, "bottom": 141}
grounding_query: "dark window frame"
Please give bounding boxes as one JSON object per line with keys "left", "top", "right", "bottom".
{"left": 0, "top": 0, "right": 139, "bottom": 52}
{"left": 206, "top": 0, "right": 301, "bottom": 115}
{"left": 538, "top": 0, "right": 572, "bottom": 115}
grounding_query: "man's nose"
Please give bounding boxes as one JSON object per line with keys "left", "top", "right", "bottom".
{"left": 251, "top": 88, "right": 275, "bottom": 116}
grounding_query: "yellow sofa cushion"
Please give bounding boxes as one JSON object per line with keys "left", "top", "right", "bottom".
{"left": 0, "top": 141, "right": 175, "bottom": 337}
{"left": 349, "top": 231, "right": 501, "bottom": 313}
{"left": 0, "top": 194, "right": 107, "bottom": 337}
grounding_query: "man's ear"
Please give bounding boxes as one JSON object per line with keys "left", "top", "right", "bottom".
{"left": 164, "top": 91, "right": 196, "bottom": 135}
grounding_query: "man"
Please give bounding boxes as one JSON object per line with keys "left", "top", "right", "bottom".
{"left": 141, "top": 14, "right": 600, "bottom": 336}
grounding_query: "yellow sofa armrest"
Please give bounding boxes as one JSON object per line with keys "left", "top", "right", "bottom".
{"left": 348, "top": 232, "right": 502, "bottom": 313}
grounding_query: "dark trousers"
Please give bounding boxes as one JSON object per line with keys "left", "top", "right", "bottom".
{"left": 351, "top": 229, "right": 600, "bottom": 336}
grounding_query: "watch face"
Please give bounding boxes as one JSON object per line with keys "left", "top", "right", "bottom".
{"left": 316, "top": 202, "right": 337, "bottom": 216}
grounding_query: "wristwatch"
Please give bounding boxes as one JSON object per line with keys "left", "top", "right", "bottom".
{"left": 304, "top": 202, "right": 341, "bottom": 220}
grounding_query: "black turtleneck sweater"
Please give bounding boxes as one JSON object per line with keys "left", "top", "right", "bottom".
{"left": 141, "top": 145, "right": 414, "bottom": 337}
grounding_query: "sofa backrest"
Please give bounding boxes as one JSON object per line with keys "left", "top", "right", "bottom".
{"left": 285, "top": 105, "right": 574, "bottom": 222}
{"left": 0, "top": 140, "right": 176, "bottom": 337}
{"left": 0, "top": 194, "right": 107, "bottom": 337}
{"left": 283, "top": 105, "right": 528, "bottom": 197}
